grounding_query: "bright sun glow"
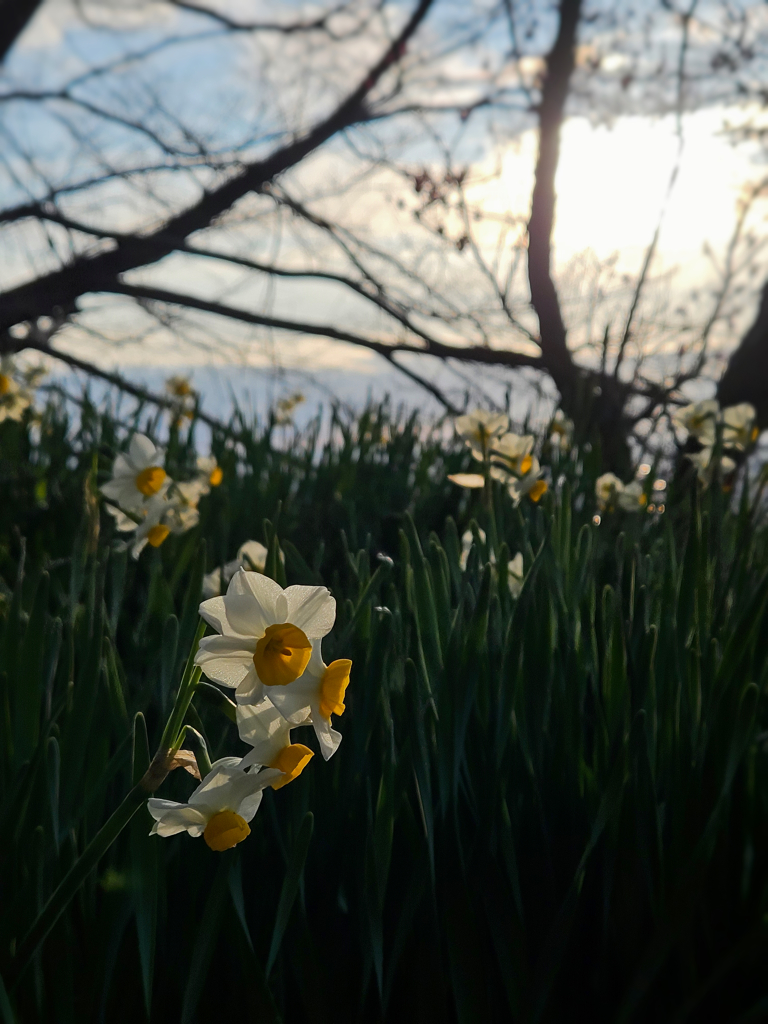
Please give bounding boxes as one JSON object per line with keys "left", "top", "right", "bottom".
{"left": 488, "top": 105, "right": 761, "bottom": 276}
{"left": 553, "top": 107, "right": 760, "bottom": 268}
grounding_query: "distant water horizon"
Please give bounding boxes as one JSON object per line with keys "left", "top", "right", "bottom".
{"left": 45, "top": 359, "right": 562, "bottom": 439}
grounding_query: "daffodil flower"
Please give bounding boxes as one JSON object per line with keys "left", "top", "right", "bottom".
{"left": 489, "top": 431, "right": 534, "bottom": 483}
{"left": 197, "top": 454, "right": 224, "bottom": 489}
{"left": 596, "top": 473, "right": 646, "bottom": 512}
{"left": 127, "top": 494, "right": 196, "bottom": 558}
{"left": 549, "top": 410, "right": 574, "bottom": 451}
{"left": 266, "top": 642, "right": 352, "bottom": 760}
{"left": 507, "top": 552, "right": 524, "bottom": 598}
{"left": 175, "top": 478, "right": 208, "bottom": 508}
{"left": 166, "top": 375, "right": 195, "bottom": 399}
{"left": 165, "top": 375, "right": 197, "bottom": 422}
{"left": 0, "top": 356, "right": 32, "bottom": 423}
{"left": 455, "top": 410, "right": 509, "bottom": 461}
{"left": 672, "top": 400, "right": 719, "bottom": 446}
{"left": 687, "top": 446, "right": 736, "bottom": 488}
{"left": 721, "top": 403, "right": 758, "bottom": 451}
{"left": 595, "top": 472, "right": 624, "bottom": 512}
{"left": 195, "top": 570, "right": 336, "bottom": 704}
{"left": 202, "top": 540, "right": 270, "bottom": 599}
{"left": 109, "top": 492, "right": 198, "bottom": 559}
{"left": 616, "top": 480, "right": 647, "bottom": 512}
{"left": 147, "top": 757, "right": 281, "bottom": 851}
{"left": 101, "top": 434, "right": 168, "bottom": 511}
{"left": 237, "top": 700, "right": 314, "bottom": 787}
{"left": 507, "top": 455, "right": 547, "bottom": 504}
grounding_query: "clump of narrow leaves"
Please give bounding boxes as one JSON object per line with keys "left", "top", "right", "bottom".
{"left": 2, "top": 394, "right": 768, "bottom": 1023}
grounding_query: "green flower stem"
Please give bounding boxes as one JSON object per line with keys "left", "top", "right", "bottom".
{"left": 481, "top": 429, "right": 499, "bottom": 552}
{"left": 160, "top": 617, "right": 207, "bottom": 752}
{"left": 10, "top": 616, "right": 208, "bottom": 987}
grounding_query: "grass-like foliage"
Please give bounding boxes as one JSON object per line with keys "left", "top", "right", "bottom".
{"left": 2, "top": 391, "right": 768, "bottom": 1022}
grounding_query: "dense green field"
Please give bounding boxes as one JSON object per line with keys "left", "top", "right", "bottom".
{"left": 2, "top": 388, "right": 768, "bottom": 1023}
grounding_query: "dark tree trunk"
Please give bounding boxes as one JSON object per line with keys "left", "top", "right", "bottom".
{"left": 717, "top": 281, "right": 768, "bottom": 427}
{"left": 0, "top": 0, "right": 43, "bottom": 64}
{"left": 526, "top": 0, "right": 632, "bottom": 472}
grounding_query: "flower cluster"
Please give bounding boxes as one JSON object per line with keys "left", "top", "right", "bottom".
{"left": 673, "top": 400, "right": 761, "bottom": 487}
{"left": 448, "top": 410, "right": 548, "bottom": 504}
{"left": 274, "top": 391, "right": 305, "bottom": 426}
{"left": 165, "top": 375, "right": 198, "bottom": 424}
{"left": 595, "top": 472, "right": 648, "bottom": 513}
{"left": 0, "top": 355, "right": 43, "bottom": 424}
{"left": 548, "top": 409, "right": 574, "bottom": 453}
{"left": 148, "top": 572, "right": 351, "bottom": 851}
{"left": 459, "top": 528, "right": 524, "bottom": 598}
{"left": 101, "top": 433, "right": 222, "bottom": 558}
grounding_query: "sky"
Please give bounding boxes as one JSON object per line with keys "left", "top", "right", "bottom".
{"left": 4, "top": 0, "right": 768, "bottom": 416}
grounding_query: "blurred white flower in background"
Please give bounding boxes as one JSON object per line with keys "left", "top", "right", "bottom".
{"left": 672, "top": 400, "right": 719, "bottom": 446}
{"left": 202, "top": 540, "right": 273, "bottom": 599}
{"left": 721, "top": 403, "right": 758, "bottom": 451}
{"left": 101, "top": 434, "right": 168, "bottom": 510}
{"left": 459, "top": 527, "right": 487, "bottom": 571}
{"left": 507, "top": 552, "right": 525, "bottom": 598}
{"left": 0, "top": 355, "right": 34, "bottom": 423}
{"left": 455, "top": 409, "right": 509, "bottom": 460}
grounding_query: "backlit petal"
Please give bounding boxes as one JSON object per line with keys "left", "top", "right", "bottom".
{"left": 198, "top": 596, "right": 243, "bottom": 637}
{"left": 225, "top": 570, "right": 285, "bottom": 635}
{"left": 285, "top": 586, "right": 336, "bottom": 638}
{"left": 147, "top": 800, "right": 207, "bottom": 837}
{"left": 129, "top": 433, "right": 160, "bottom": 469}
{"left": 195, "top": 636, "right": 255, "bottom": 688}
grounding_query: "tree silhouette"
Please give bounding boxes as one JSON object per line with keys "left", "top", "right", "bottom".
{"left": 2, "top": 0, "right": 767, "bottom": 466}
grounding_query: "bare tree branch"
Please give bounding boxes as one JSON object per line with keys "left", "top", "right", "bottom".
{"left": 0, "top": 0, "right": 435, "bottom": 334}
{"left": 0, "top": 329, "right": 234, "bottom": 430}
{"left": 99, "top": 281, "right": 545, "bottom": 372}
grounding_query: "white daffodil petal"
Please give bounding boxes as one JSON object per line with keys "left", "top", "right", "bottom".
{"left": 266, "top": 674, "right": 318, "bottom": 726}
{"left": 237, "top": 700, "right": 291, "bottom": 754}
{"left": 226, "top": 570, "right": 284, "bottom": 635}
{"left": 112, "top": 453, "right": 133, "bottom": 479}
{"left": 234, "top": 668, "right": 262, "bottom": 704}
{"left": 236, "top": 788, "right": 264, "bottom": 822}
{"left": 105, "top": 504, "right": 137, "bottom": 533}
{"left": 285, "top": 586, "right": 336, "bottom": 638}
{"left": 448, "top": 473, "right": 485, "bottom": 488}
{"left": 193, "top": 638, "right": 253, "bottom": 688}
{"left": 187, "top": 758, "right": 243, "bottom": 813}
{"left": 147, "top": 800, "right": 208, "bottom": 837}
{"left": 198, "top": 596, "right": 251, "bottom": 637}
{"left": 313, "top": 715, "right": 342, "bottom": 761}
{"left": 130, "top": 433, "right": 160, "bottom": 467}
{"left": 196, "top": 633, "right": 256, "bottom": 660}
{"left": 220, "top": 766, "right": 284, "bottom": 819}
{"left": 100, "top": 478, "right": 135, "bottom": 504}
